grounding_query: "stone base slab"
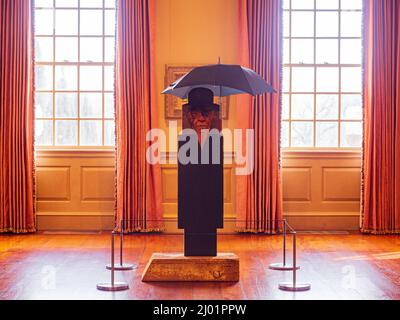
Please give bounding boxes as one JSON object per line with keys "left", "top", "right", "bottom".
{"left": 141, "top": 253, "right": 239, "bottom": 282}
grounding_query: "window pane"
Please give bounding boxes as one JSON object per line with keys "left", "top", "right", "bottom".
{"left": 80, "top": 120, "right": 102, "bottom": 145}
{"left": 316, "top": 39, "right": 338, "bottom": 64}
{"left": 341, "top": 94, "right": 362, "bottom": 120}
{"left": 80, "top": 0, "right": 103, "bottom": 7}
{"left": 281, "top": 121, "right": 289, "bottom": 148}
{"left": 316, "top": 12, "right": 338, "bottom": 37}
{"left": 341, "top": 12, "right": 362, "bottom": 37}
{"left": 55, "top": 37, "right": 78, "bottom": 62}
{"left": 104, "top": 66, "right": 114, "bottom": 91}
{"left": 55, "top": 10, "right": 78, "bottom": 35}
{"left": 316, "top": 67, "right": 339, "bottom": 92}
{"left": 283, "top": 12, "right": 289, "bottom": 37}
{"left": 105, "top": 0, "right": 116, "bottom": 8}
{"left": 35, "top": 93, "right": 53, "bottom": 118}
{"left": 341, "top": 39, "right": 362, "bottom": 64}
{"left": 292, "top": 67, "right": 314, "bottom": 92}
{"left": 283, "top": 0, "right": 290, "bottom": 9}
{"left": 35, "top": 120, "right": 53, "bottom": 146}
{"left": 80, "top": 93, "right": 102, "bottom": 118}
{"left": 291, "top": 122, "right": 314, "bottom": 147}
{"left": 291, "top": 0, "right": 314, "bottom": 9}
{"left": 282, "top": 67, "right": 290, "bottom": 92}
{"left": 316, "top": 0, "right": 338, "bottom": 9}
{"left": 291, "top": 94, "right": 314, "bottom": 120}
{"left": 55, "top": 93, "right": 77, "bottom": 118}
{"left": 35, "top": 65, "right": 53, "bottom": 90}
{"left": 80, "top": 10, "right": 103, "bottom": 35}
{"left": 341, "top": 67, "right": 361, "bottom": 92}
{"left": 80, "top": 66, "right": 102, "bottom": 90}
{"left": 55, "top": 66, "right": 77, "bottom": 90}
{"left": 35, "top": 0, "right": 53, "bottom": 7}
{"left": 104, "top": 93, "right": 114, "bottom": 118}
{"left": 281, "top": 3, "right": 363, "bottom": 150}
{"left": 340, "top": 122, "right": 362, "bottom": 147}
{"left": 104, "top": 120, "right": 115, "bottom": 146}
{"left": 316, "top": 122, "right": 338, "bottom": 147}
{"left": 291, "top": 12, "right": 314, "bottom": 37}
{"left": 105, "top": 10, "right": 116, "bottom": 35}
{"left": 104, "top": 38, "right": 115, "bottom": 62}
{"left": 291, "top": 39, "right": 313, "bottom": 64}
{"left": 55, "top": 120, "right": 77, "bottom": 145}
{"left": 283, "top": 39, "right": 290, "bottom": 64}
{"left": 35, "top": 9, "right": 53, "bottom": 35}
{"left": 80, "top": 37, "right": 103, "bottom": 62}
{"left": 341, "top": 0, "right": 362, "bottom": 10}
{"left": 316, "top": 94, "right": 338, "bottom": 120}
{"left": 282, "top": 94, "right": 290, "bottom": 120}
{"left": 56, "top": 0, "right": 78, "bottom": 7}
{"left": 35, "top": 37, "right": 53, "bottom": 62}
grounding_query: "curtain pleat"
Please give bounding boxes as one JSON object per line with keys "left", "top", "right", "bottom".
{"left": 361, "top": 0, "right": 400, "bottom": 234}
{"left": 0, "top": 0, "right": 35, "bottom": 233}
{"left": 115, "top": 0, "right": 163, "bottom": 232}
{"left": 236, "top": 0, "right": 283, "bottom": 233}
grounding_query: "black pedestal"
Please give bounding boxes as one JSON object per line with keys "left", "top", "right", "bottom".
{"left": 178, "top": 133, "right": 223, "bottom": 257}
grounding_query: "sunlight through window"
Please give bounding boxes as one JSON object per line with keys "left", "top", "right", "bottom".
{"left": 282, "top": 0, "right": 363, "bottom": 148}
{"left": 34, "top": 0, "right": 116, "bottom": 147}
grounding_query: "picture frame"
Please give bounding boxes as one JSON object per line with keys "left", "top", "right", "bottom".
{"left": 164, "top": 65, "right": 230, "bottom": 120}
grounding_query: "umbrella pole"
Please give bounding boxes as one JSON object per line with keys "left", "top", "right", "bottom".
{"left": 219, "top": 85, "right": 222, "bottom": 119}
{"left": 218, "top": 57, "right": 222, "bottom": 119}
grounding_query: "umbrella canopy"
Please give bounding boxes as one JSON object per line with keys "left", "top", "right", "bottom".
{"left": 162, "top": 63, "right": 275, "bottom": 98}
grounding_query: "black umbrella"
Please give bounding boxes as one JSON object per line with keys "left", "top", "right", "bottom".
{"left": 162, "top": 63, "right": 276, "bottom": 98}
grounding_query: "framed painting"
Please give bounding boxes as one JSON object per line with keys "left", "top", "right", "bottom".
{"left": 164, "top": 65, "right": 230, "bottom": 120}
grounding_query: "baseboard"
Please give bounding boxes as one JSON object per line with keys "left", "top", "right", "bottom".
{"left": 36, "top": 212, "right": 360, "bottom": 232}
{"left": 284, "top": 213, "right": 360, "bottom": 231}
{"left": 36, "top": 214, "right": 115, "bottom": 231}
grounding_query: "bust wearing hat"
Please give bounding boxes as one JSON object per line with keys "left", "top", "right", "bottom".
{"left": 183, "top": 88, "right": 220, "bottom": 142}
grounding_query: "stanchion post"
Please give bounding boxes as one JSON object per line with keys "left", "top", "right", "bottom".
{"left": 278, "top": 231, "right": 311, "bottom": 292}
{"left": 269, "top": 219, "right": 299, "bottom": 271}
{"left": 292, "top": 232, "right": 296, "bottom": 287}
{"left": 111, "top": 230, "right": 115, "bottom": 286}
{"left": 97, "top": 231, "right": 129, "bottom": 291}
{"left": 120, "top": 219, "right": 124, "bottom": 266}
{"left": 106, "top": 219, "right": 137, "bottom": 271}
{"left": 283, "top": 220, "right": 286, "bottom": 266}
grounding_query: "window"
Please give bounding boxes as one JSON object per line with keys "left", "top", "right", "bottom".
{"left": 34, "top": 0, "right": 116, "bottom": 147}
{"left": 282, "top": 0, "right": 363, "bottom": 148}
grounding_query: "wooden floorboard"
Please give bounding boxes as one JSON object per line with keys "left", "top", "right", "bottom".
{"left": 0, "top": 233, "right": 399, "bottom": 300}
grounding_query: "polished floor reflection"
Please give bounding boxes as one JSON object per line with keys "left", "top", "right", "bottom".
{"left": 0, "top": 233, "right": 399, "bottom": 299}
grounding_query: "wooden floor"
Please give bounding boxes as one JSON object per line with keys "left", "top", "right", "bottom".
{"left": 0, "top": 232, "right": 399, "bottom": 300}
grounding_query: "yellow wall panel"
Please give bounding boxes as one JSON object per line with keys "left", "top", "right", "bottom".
{"left": 322, "top": 167, "right": 361, "bottom": 201}
{"left": 81, "top": 167, "right": 115, "bottom": 201}
{"left": 36, "top": 166, "right": 71, "bottom": 201}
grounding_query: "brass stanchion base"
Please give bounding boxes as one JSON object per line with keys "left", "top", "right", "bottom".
{"left": 96, "top": 282, "right": 129, "bottom": 291}
{"left": 106, "top": 263, "right": 137, "bottom": 271}
{"left": 269, "top": 262, "right": 300, "bottom": 271}
{"left": 278, "top": 282, "right": 311, "bottom": 292}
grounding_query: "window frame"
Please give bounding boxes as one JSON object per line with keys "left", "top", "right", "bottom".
{"left": 34, "top": 0, "right": 116, "bottom": 150}
{"left": 282, "top": 0, "right": 363, "bottom": 151}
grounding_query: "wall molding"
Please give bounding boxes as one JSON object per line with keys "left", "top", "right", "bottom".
{"left": 282, "top": 149, "right": 362, "bottom": 160}
{"left": 36, "top": 149, "right": 115, "bottom": 159}
{"left": 36, "top": 212, "right": 360, "bottom": 232}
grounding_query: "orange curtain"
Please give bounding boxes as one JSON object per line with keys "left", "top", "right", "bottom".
{"left": 236, "top": 0, "right": 283, "bottom": 233}
{"left": 115, "top": 0, "right": 163, "bottom": 232}
{"left": 361, "top": 0, "right": 400, "bottom": 234}
{"left": 0, "top": 0, "right": 35, "bottom": 233}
